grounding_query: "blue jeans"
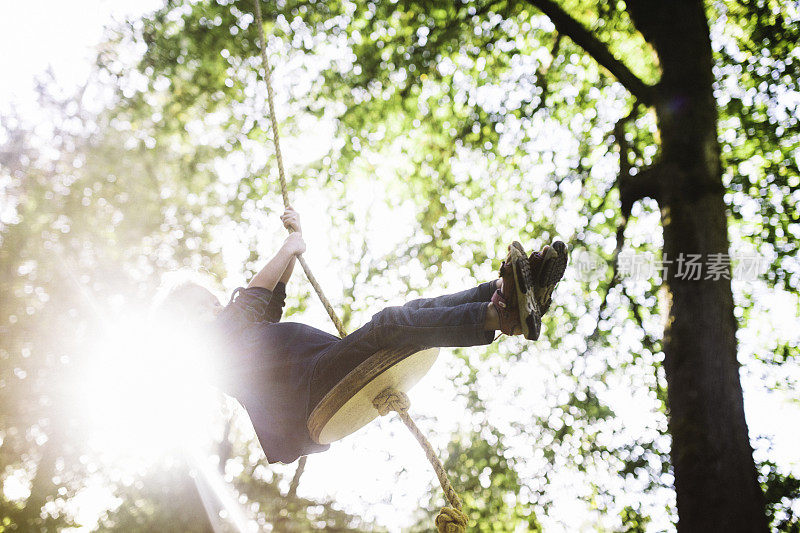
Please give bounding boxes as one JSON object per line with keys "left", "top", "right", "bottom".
{"left": 309, "top": 280, "right": 497, "bottom": 409}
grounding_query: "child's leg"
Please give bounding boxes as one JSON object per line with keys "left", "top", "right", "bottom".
{"left": 309, "top": 297, "right": 495, "bottom": 410}
{"left": 401, "top": 280, "right": 498, "bottom": 310}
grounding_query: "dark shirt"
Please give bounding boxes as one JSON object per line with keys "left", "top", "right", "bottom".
{"left": 213, "top": 282, "right": 333, "bottom": 463}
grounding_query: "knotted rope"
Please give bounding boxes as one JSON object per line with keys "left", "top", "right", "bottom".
{"left": 373, "top": 389, "right": 470, "bottom": 533}
{"left": 251, "top": 2, "right": 468, "bottom": 530}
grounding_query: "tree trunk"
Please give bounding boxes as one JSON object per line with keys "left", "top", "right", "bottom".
{"left": 626, "top": 2, "right": 768, "bottom": 531}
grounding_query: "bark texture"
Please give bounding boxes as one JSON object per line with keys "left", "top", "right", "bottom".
{"left": 625, "top": 2, "right": 767, "bottom": 531}
{"left": 527, "top": 0, "right": 770, "bottom": 530}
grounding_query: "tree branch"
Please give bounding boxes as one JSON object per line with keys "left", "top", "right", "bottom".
{"left": 585, "top": 220, "right": 625, "bottom": 345}
{"left": 287, "top": 456, "right": 307, "bottom": 499}
{"left": 524, "top": 0, "right": 656, "bottom": 106}
{"left": 619, "top": 164, "right": 665, "bottom": 217}
{"left": 529, "top": 32, "right": 562, "bottom": 116}
{"left": 217, "top": 417, "right": 233, "bottom": 475}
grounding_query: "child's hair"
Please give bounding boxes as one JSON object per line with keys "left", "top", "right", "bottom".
{"left": 150, "top": 269, "right": 223, "bottom": 321}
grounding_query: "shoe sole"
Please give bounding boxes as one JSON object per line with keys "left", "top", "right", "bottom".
{"left": 535, "top": 240, "right": 568, "bottom": 315}
{"left": 509, "top": 243, "right": 541, "bottom": 340}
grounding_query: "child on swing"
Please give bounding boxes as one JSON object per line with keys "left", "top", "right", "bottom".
{"left": 160, "top": 207, "right": 567, "bottom": 464}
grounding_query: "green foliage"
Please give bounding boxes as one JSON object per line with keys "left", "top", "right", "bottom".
{"left": 430, "top": 425, "right": 540, "bottom": 532}
{"left": 760, "top": 460, "right": 800, "bottom": 533}
{"left": 619, "top": 505, "right": 650, "bottom": 533}
{"left": 715, "top": 0, "right": 800, "bottom": 290}
{"left": 2, "top": 0, "right": 799, "bottom": 531}
{"left": 0, "top": 72, "right": 369, "bottom": 531}
{"left": 99, "top": 460, "right": 214, "bottom": 532}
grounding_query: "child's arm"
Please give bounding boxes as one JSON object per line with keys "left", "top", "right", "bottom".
{"left": 276, "top": 207, "right": 302, "bottom": 285}
{"left": 278, "top": 255, "right": 296, "bottom": 286}
{"left": 247, "top": 208, "right": 305, "bottom": 290}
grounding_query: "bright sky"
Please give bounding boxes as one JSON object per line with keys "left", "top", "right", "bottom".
{"left": 0, "top": 0, "right": 161, "bottom": 113}
{"left": 2, "top": 2, "right": 798, "bottom": 532}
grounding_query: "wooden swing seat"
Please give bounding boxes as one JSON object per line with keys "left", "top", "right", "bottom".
{"left": 306, "top": 346, "right": 440, "bottom": 444}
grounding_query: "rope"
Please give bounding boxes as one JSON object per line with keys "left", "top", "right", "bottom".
{"left": 251, "top": 3, "right": 468, "bottom": 530}
{"left": 252, "top": 0, "right": 347, "bottom": 338}
{"left": 373, "top": 389, "right": 470, "bottom": 533}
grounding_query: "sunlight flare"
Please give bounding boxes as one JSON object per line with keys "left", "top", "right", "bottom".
{"left": 73, "top": 303, "right": 220, "bottom": 464}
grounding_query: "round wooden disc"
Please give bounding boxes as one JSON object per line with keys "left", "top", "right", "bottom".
{"left": 307, "top": 346, "right": 440, "bottom": 444}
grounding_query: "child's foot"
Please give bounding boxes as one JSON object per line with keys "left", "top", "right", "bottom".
{"left": 499, "top": 241, "right": 541, "bottom": 340}
{"left": 490, "top": 287, "right": 522, "bottom": 336}
{"left": 529, "top": 240, "right": 568, "bottom": 315}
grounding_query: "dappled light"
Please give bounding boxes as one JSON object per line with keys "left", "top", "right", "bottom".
{"left": 2, "top": 0, "right": 800, "bottom": 532}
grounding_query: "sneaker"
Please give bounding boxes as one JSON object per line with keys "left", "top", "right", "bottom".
{"left": 500, "top": 241, "right": 541, "bottom": 340}
{"left": 529, "top": 240, "right": 568, "bottom": 315}
{"left": 490, "top": 288, "right": 521, "bottom": 336}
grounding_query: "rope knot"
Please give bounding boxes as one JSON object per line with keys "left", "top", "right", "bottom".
{"left": 435, "top": 506, "right": 468, "bottom": 533}
{"left": 372, "top": 388, "right": 411, "bottom": 416}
